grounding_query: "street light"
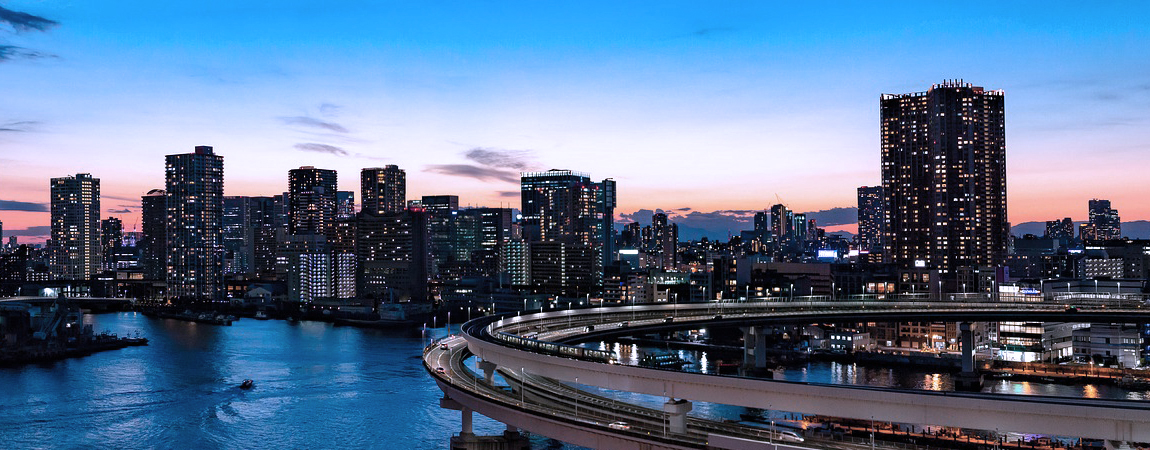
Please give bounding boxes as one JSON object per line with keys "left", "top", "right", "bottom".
{"left": 521, "top": 367, "right": 526, "bottom": 405}
{"left": 574, "top": 377, "right": 579, "bottom": 421}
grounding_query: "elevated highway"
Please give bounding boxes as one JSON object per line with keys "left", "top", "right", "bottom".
{"left": 430, "top": 297, "right": 1150, "bottom": 446}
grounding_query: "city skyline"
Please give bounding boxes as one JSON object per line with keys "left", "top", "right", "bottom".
{"left": 4, "top": 2, "right": 1150, "bottom": 242}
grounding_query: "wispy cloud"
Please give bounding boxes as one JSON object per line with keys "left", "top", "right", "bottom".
{"left": 0, "top": 120, "right": 39, "bottom": 132}
{"left": 7, "top": 225, "right": 50, "bottom": 237}
{"left": 0, "top": 45, "right": 54, "bottom": 62}
{"left": 498, "top": 191, "right": 520, "bottom": 198}
{"left": 464, "top": 148, "right": 537, "bottom": 171}
{"left": 318, "top": 103, "right": 342, "bottom": 117}
{"left": 107, "top": 208, "right": 132, "bottom": 214}
{"left": 280, "top": 116, "right": 349, "bottom": 133}
{"left": 425, "top": 164, "right": 519, "bottom": 183}
{"left": 294, "top": 143, "right": 349, "bottom": 156}
{"left": 0, "top": 199, "right": 48, "bottom": 212}
{"left": 0, "top": 6, "right": 59, "bottom": 32}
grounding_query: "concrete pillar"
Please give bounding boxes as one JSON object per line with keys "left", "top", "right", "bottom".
{"left": 960, "top": 322, "right": 975, "bottom": 374}
{"left": 755, "top": 326, "right": 768, "bottom": 369}
{"left": 741, "top": 327, "right": 754, "bottom": 365}
{"left": 461, "top": 406, "right": 474, "bottom": 437}
{"left": 664, "top": 399, "right": 692, "bottom": 435}
{"left": 478, "top": 360, "right": 498, "bottom": 385}
{"left": 956, "top": 322, "right": 982, "bottom": 390}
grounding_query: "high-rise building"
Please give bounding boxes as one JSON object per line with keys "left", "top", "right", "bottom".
{"left": 336, "top": 191, "right": 356, "bottom": 219}
{"left": 356, "top": 209, "right": 429, "bottom": 301}
{"left": 856, "top": 186, "right": 885, "bottom": 252}
{"left": 101, "top": 217, "right": 123, "bottom": 271}
{"left": 881, "top": 80, "right": 1008, "bottom": 286}
{"left": 361, "top": 165, "right": 406, "bottom": 216}
{"left": 166, "top": 146, "right": 224, "bottom": 302}
{"left": 222, "top": 196, "right": 280, "bottom": 277}
{"left": 643, "top": 213, "right": 677, "bottom": 270}
{"left": 141, "top": 189, "right": 167, "bottom": 280}
{"left": 520, "top": 169, "right": 615, "bottom": 295}
{"left": 1045, "top": 218, "right": 1074, "bottom": 242}
{"left": 422, "top": 195, "right": 460, "bottom": 273}
{"left": 1082, "top": 199, "right": 1121, "bottom": 241}
{"left": 288, "top": 166, "right": 338, "bottom": 237}
{"left": 50, "top": 173, "right": 101, "bottom": 280}
{"left": 770, "top": 204, "right": 793, "bottom": 251}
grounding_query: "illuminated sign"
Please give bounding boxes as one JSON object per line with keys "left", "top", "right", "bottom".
{"left": 817, "top": 250, "right": 837, "bottom": 259}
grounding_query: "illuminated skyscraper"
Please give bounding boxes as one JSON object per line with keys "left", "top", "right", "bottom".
{"left": 520, "top": 169, "right": 615, "bottom": 295}
{"left": 141, "top": 189, "right": 166, "bottom": 280}
{"left": 166, "top": 146, "right": 224, "bottom": 302}
{"left": 361, "top": 165, "right": 406, "bottom": 216}
{"left": 101, "top": 217, "right": 122, "bottom": 271}
{"left": 288, "top": 166, "right": 338, "bottom": 237}
{"left": 50, "top": 173, "right": 101, "bottom": 280}
{"left": 856, "top": 186, "right": 885, "bottom": 252}
{"left": 1081, "top": 199, "right": 1120, "bottom": 241}
{"left": 881, "top": 80, "right": 1008, "bottom": 286}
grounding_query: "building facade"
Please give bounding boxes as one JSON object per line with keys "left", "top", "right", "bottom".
{"left": 165, "top": 146, "right": 224, "bottom": 302}
{"left": 50, "top": 173, "right": 101, "bottom": 281}
{"left": 361, "top": 165, "right": 406, "bottom": 216}
{"left": 881, "top": 80, "right": 1008, "bottom": 288}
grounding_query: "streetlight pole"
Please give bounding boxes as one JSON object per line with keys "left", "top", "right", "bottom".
{"left": 521, "top": 367, "right": 526, "bottom": 406}
{"left": 574, "top": 377, "right": 579, "bottom": 421}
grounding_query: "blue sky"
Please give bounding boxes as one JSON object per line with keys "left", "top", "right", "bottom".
{"left": 3, "top": 1, "right": 1150, "bottom": 239}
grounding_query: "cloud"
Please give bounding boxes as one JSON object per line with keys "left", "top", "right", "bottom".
{"left": 676, "top": 207, "right": 693, "bottom": 212}
{"left": 801, "top": 207, "right": 858, "bottom": 226}
{"left": 0, "top": 199, "right": 48, "bottom": 212}
{"left": 0, "top": 120, "right": 39, "bottom": 132}
{"left": 280, "top": 116, "right": 349, "bottom": 133}
{"left": 0, "top": 6, "right": 59, "bottom": 32}
{"left": 424, "top": 164, "right": 519, "bottom": 183}
{"left": 0, "top": 45, "right": 54, "bottom": 62}
{"left": 318, "top": 103, "right": 342, "bottom": 117}
{"left": 107, "top": 208, "right": 132, "bottom": 214}
{"left": 692, "top": 26, "right": 735, "bottom": 37}
{"left": 7, "top": 225, "right": 50, "bottom": 237}
{"left": 498, "top": 191, "right": 520, "bottom": 198}
{"left": 464, "top": 148, "right": 536, "bottom": 171}
{"left": 294, "top": 143, "right": 348, "bottom": 156}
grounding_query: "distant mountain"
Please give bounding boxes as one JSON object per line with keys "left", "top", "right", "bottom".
{"left": 1011, "top": 220, "right": 1150, "bottom": 239}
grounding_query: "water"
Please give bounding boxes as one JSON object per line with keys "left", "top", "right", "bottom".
{"left": 0, "top": 312, "right": 572, "bottom": 449}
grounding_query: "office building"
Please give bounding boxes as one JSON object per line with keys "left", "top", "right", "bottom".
{"left": 50, "top": 173, "right": 101, "bottom": 281}
{"left": 1081, "top": 199, "right": 1121, "bottom": 241}
{"left": 881, "top": 80, "right": 1008, "bottom": 287}
{"left": 165, "top": 146, "right": 224, "bottom": 302}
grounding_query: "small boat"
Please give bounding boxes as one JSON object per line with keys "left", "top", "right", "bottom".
{"left": 240, "top": 379, "right": 254, "bottom": 390}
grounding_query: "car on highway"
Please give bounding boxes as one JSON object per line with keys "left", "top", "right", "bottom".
{"left": 607, "top": 421, "right": 631, "bottom": 430}
{"left": 435, "top": 367, "right": 446, "bottom": 374}
{"left": 778, "top": 430, "right": 805, "bottom": 442}
{"left": 440, "top": 343, "right": 450, "bottom": 350}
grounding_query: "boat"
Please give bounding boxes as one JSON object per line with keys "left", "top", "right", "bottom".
{"left": 240, "top": 379, "right": 254, "bottom": 390}
{"left": 253, "top": 310, "right": 270, "bottom": 320}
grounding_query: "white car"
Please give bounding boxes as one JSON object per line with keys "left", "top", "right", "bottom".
{"left": 435, "top": 367, "right": 446, "bottom": 374}
{"left": 608, "top": 422, "right": 630, "bottom": 430}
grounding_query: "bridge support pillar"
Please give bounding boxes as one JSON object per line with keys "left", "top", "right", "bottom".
{"left": 461, "top": 406, "right": 474, "bottom": 437}
{"left": 478, "top": 360, "right": 498, "bottom": 385}
{"left": 664, "top": 399, "right": 692, "bottom": 435}
{"left": 1106, "top": 441, "right": 1133, "bottom": 450}
{"left": 956, "top": 322, "right": 983, "bottom": 391}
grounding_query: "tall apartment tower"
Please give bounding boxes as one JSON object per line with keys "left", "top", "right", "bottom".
{"left": 165, "top": 146, "right": 225, "bottom": 302}
{"left": 101, "top": 217, "right": 123, "bottom": 271}
{"left": 49, "top": 173, "right": 101, "bottom": 280}
{"left": 141, "top": 189, "right": 167, "bottom": 280}
{"left": 288, "top": 166, "right": 338, "bottom": 237}
{"left": 856, "top": 186, "right": 885, "bottom": 252}
{"left": 520, "top": 169, "right": 615, "bottom": 296}
{"left": 881, "top": 80, "right": 1008, "bottom": 285}
{"left": 361, "top": 165, "right": 406, "bottom": 215}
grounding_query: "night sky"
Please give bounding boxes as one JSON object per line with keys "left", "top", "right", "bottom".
{"left": 3, "top": 2, "right": 1149, "bottom": 241}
